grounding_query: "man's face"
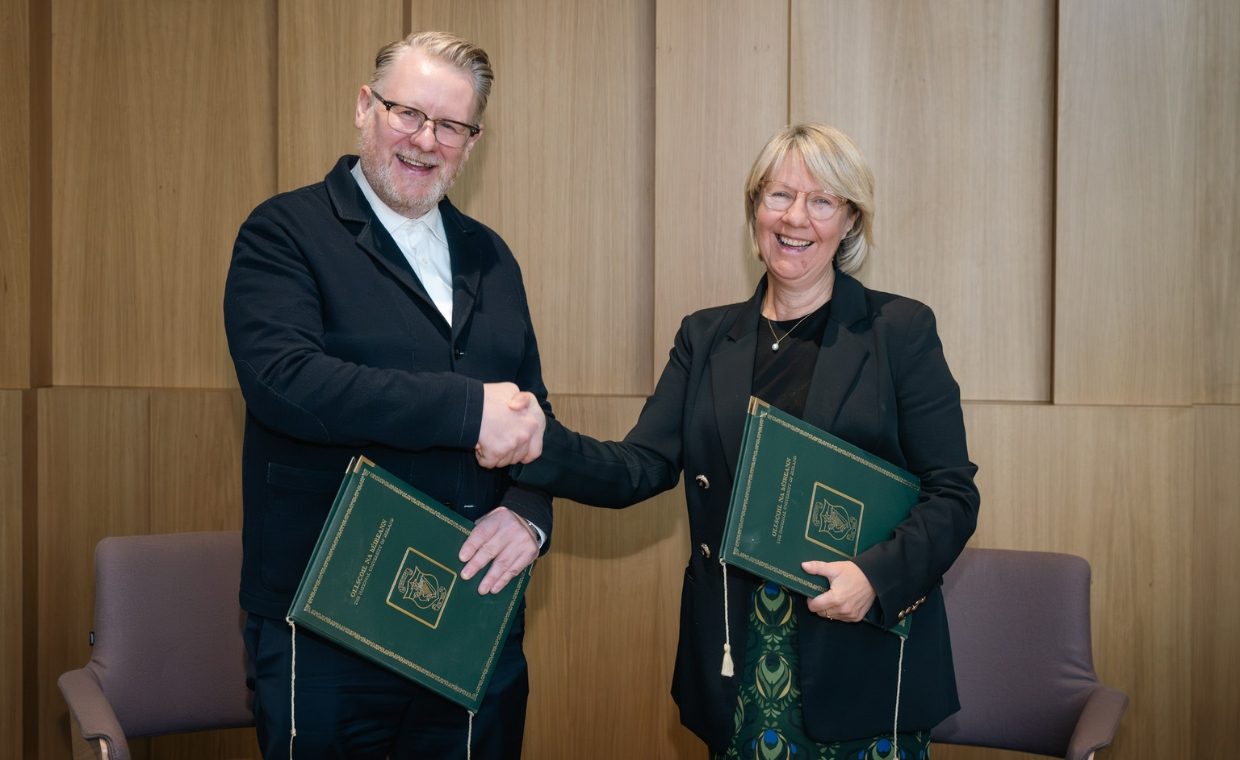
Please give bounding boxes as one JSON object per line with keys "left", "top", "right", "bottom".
{"left": 355, "top": 48, "right": 481, "bottom": 218}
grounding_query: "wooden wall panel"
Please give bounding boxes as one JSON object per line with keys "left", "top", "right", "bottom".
{"left": 791, "top": 1, "right": 1055, "bottom": 403}
{"left": 276, "top": 0, "right": 403, "bottom": 192}
{"left": 935, "top": 742, "right": 1034, "bottom": 760}
{"left": 37, "top": 389, "right": 254, "bottom": 760}
{"left": 0, "top": 0, "right": 29, "bottom": 388}
{"left": 147, "top": 728, "right": 260, "bottom": 760}
{"left": 653, "top": 0, "right": 782, "bottom": 379}
{"left": 13, "top": 2, "right": 1237, "bottom": 758}
{"left": 0, "top": 392, "right": 23, "bottom": 760}
{"left": 38, "top": 389, "right": 151, "bottom": 760}
{"left": 51, "top": 0, "right": 276, "bottom": 389}
{"left": 1191, "top": 405, "right": 1240, "bottom": 757}
{"left": 410, "top": 0, "right": 655, "bottom": 396}
{"left": 961, "top": 403, "right": 1193, "bottom": 760}
{"left": 524, "top": 395, "right": 699, "bottom": 759}
{"left": 1195, "top": 0, "right": 1240, "bottom": 403}
{"left": 148, "top": 389, "right": 245, "bottom": 534}
{"left": 1055, "top": 0, "right": 1198, "bottom": 405}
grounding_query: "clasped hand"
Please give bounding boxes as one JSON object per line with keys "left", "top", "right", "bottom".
{"left": 476, "top": 382, "right": 545, "bottom": 468}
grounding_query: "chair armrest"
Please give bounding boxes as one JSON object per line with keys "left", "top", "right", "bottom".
{"left": 57, "top": 668, "right": 128, "bottom": 760}
{"left": 1065, "top": 684, "right": 1128, "bottom": 760}
{"left": 69, "top": 711, "right": 107, "bottom": 760}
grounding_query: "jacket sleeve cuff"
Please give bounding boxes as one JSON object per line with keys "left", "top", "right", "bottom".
{"left": 459, "top": 378, "right": 486, "bottom": 447}
{"left": 498, "top": 483, "right": 553, "bottom": 555}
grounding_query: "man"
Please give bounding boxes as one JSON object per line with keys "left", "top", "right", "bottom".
{"left": 223, "top": 31, "right": 549, "bottom": 759}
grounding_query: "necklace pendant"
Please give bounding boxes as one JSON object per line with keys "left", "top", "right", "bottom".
{"left": 771, "top": 341, "right": 780, "bottom": 352}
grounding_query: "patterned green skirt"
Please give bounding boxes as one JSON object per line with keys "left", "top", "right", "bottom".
{"left": 714, "top": 582, "right": 930, "bottom": 760}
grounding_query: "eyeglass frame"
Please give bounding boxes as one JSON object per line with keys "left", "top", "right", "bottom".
{"left": 368, "top": 88, "right": 481, "bottom": 148}
{"left": 759, "top": 181, "right": 852, "bottom": 222}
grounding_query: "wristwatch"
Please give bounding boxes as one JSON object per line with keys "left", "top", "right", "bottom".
{"left": 521, "top": 518, "right": 543, "bottom": 546}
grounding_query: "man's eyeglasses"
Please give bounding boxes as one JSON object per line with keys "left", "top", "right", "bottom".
{"left": 370, "top": 89, "right": 480, "bottom": 149}
{"left": 760, "top": 182, "right": 849, "bottom": 222}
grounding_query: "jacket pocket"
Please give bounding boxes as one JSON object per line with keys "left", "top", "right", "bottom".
{"left": 259, "top": 463, "right": 341, "bottom": 593}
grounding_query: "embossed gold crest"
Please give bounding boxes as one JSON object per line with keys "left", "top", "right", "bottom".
{"left": 386, "top": 547, "right": 456, "bottom": 629}
{"left": 804, "top": 482, "right": 864, "bottom": 559}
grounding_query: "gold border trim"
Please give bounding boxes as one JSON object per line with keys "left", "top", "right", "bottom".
{"left": 297, "top": 462, "right": 528, "bottom": 704}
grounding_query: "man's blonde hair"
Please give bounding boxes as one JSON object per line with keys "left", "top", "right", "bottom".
{"left": 370, "top": 31, "right": 494, "bottom": 123}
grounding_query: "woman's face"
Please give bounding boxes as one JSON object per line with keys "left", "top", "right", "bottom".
{"left": 755, "top": 155, "right": 856, "bottom": 290}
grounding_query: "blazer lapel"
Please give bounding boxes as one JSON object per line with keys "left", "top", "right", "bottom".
{"left": 358, "top": 224, "right": 435, "bottom": 307}
{"left": 440, "top": 199, "right": 481, "bottom": 343}
{"left": 325, "top": 156, "right": 441, "bottom": 319}
{"left": 802, "top": 273, "right": 870, "bottom": 433}
{"left": 712, "top": 283, "right": 764, "bottom": 475}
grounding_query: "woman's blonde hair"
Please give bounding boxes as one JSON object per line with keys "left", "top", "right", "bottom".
{"left": 743, "top": 123, "right": 875, "bottom": 274}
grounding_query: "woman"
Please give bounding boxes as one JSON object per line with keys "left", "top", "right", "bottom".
{"left": 511, "top": 124, "right": 979, "bottom": 758}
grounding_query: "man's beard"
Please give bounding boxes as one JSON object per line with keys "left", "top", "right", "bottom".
{"left": 357, "top": 126, "right": 463, "bottom": 218}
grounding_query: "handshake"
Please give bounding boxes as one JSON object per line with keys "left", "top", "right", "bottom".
{"left": 476, "top": 382, "right": 546, "bottom": 468}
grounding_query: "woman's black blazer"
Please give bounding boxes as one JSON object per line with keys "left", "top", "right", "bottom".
{"left": 514, "top": 271, "right": 980, "bottom": 746}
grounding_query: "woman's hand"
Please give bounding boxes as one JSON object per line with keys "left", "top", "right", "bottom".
{"left": 801, "top": 560, "right": 876, "bottom": 623}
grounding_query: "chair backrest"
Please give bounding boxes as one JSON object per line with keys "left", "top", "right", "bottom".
{"left": 85, "top": 531, "right": 252, "bottom": 737}
{"left": 932, "top": 547, "right": 1105, "bottom": 756}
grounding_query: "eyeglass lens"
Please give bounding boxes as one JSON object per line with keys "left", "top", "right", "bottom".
{"left": 763, "top": 184, "right": 843, "bottom": 221}
{"left": 374, "top": 91, "right": 472, "bottom": 148}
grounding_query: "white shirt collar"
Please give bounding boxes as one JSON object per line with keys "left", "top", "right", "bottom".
{"left": 350, "top": 160, "right": 447, "bottom": 246}
{"left": 351, "top": 159, "right": 454, "bottom": 324}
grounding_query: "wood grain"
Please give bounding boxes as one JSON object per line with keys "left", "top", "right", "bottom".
{"left": 145, "top": 727, "right": 261, "bottom": 759}
{"left": 13, "top": 2, "right": 1240, "bottom": 758}
{"left": 791, "top": 1, "right": 1055, "bottom": 403}
{"left": 38, "top": 389, "right": 151, "bottom": 760}
{"left": 653, "top": 0, "right": 782, "bottom": 383}
{"left": 37, "top": 388, "right": 257, "bottom": 759}
{"left": 410, "top": 0, "right": 656, "bottom": 396}
{"left": 1191, "top": 405, "right": 1240, "bottom": 757}
{"left": 1055, "top": 0, "right": 1198, "bottom": 405}
{"left": 523, "top": 395, "right": 700, "bottom": 758}
{"left": 0, "top": 391, "right": 23, "bottom": 759}
{"left": 962, "top": 402, "right": 1193, "bottom": 760}
{"left": 50, "top": 0, "right": 276, "bottom": 389}
{"left": 0, "top": 0, "right": 30, "bottom": 389}
{"left": 1194, "top": 0, "right": 1240, "bottom": 403}
{"left": 934, "top": 745, "right": 1039, "bottom": 760}
{"left": 148, "top": 390, "right": 245, "bottom": 534}
{"left": 276, "top": 0, "right": 403, "bottom": 192}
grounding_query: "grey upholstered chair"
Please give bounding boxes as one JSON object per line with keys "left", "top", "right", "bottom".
{"left": 932, "top": 547, "right": 1128, "bottom": 759}
{"left": 57, "top": 531, "right": 253, "bottom": 759}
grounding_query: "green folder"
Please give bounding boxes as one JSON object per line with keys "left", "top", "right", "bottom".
{"left": 288, "top": 457, "right": 531, "bottom": 712}
{"left": 721, "top": 397, "right": 918, "bottom": 637}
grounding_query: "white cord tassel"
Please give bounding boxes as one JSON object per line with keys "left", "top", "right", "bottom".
{"left": 892, "top": 635, "right": 905, "bottom": 759}
{"left": 467, "top": 711, "right": 474, "bottom": 760}
{"left": 719, "top": 559, "right": 734, "bottom": 677}
{"left": 286, "top": 617, "right": 298, "bottom": 759}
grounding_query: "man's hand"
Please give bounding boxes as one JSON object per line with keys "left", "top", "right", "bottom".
{"left": 476, "top": 382, "right": 545, "bottom": 468}
{"left": 801, "top": 560, "right": 876, "bottom": 622}
{"left": 459, "top": 506, "right": 539, "bottom": 594}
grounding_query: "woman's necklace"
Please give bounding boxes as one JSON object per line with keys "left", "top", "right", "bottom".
{"left": 766, "top": 312, "right": 813, "bottom": 352}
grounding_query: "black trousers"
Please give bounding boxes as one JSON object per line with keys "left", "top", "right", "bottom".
{"left": 244, "top": 612, "right": 529, "bottom": 759}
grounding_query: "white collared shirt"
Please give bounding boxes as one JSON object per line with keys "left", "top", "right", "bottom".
{"left": 351, "top": 161, "right": 454, "bottom": 324}
{"left": 349, "top": 162, "right": 546, "bottom": 548}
